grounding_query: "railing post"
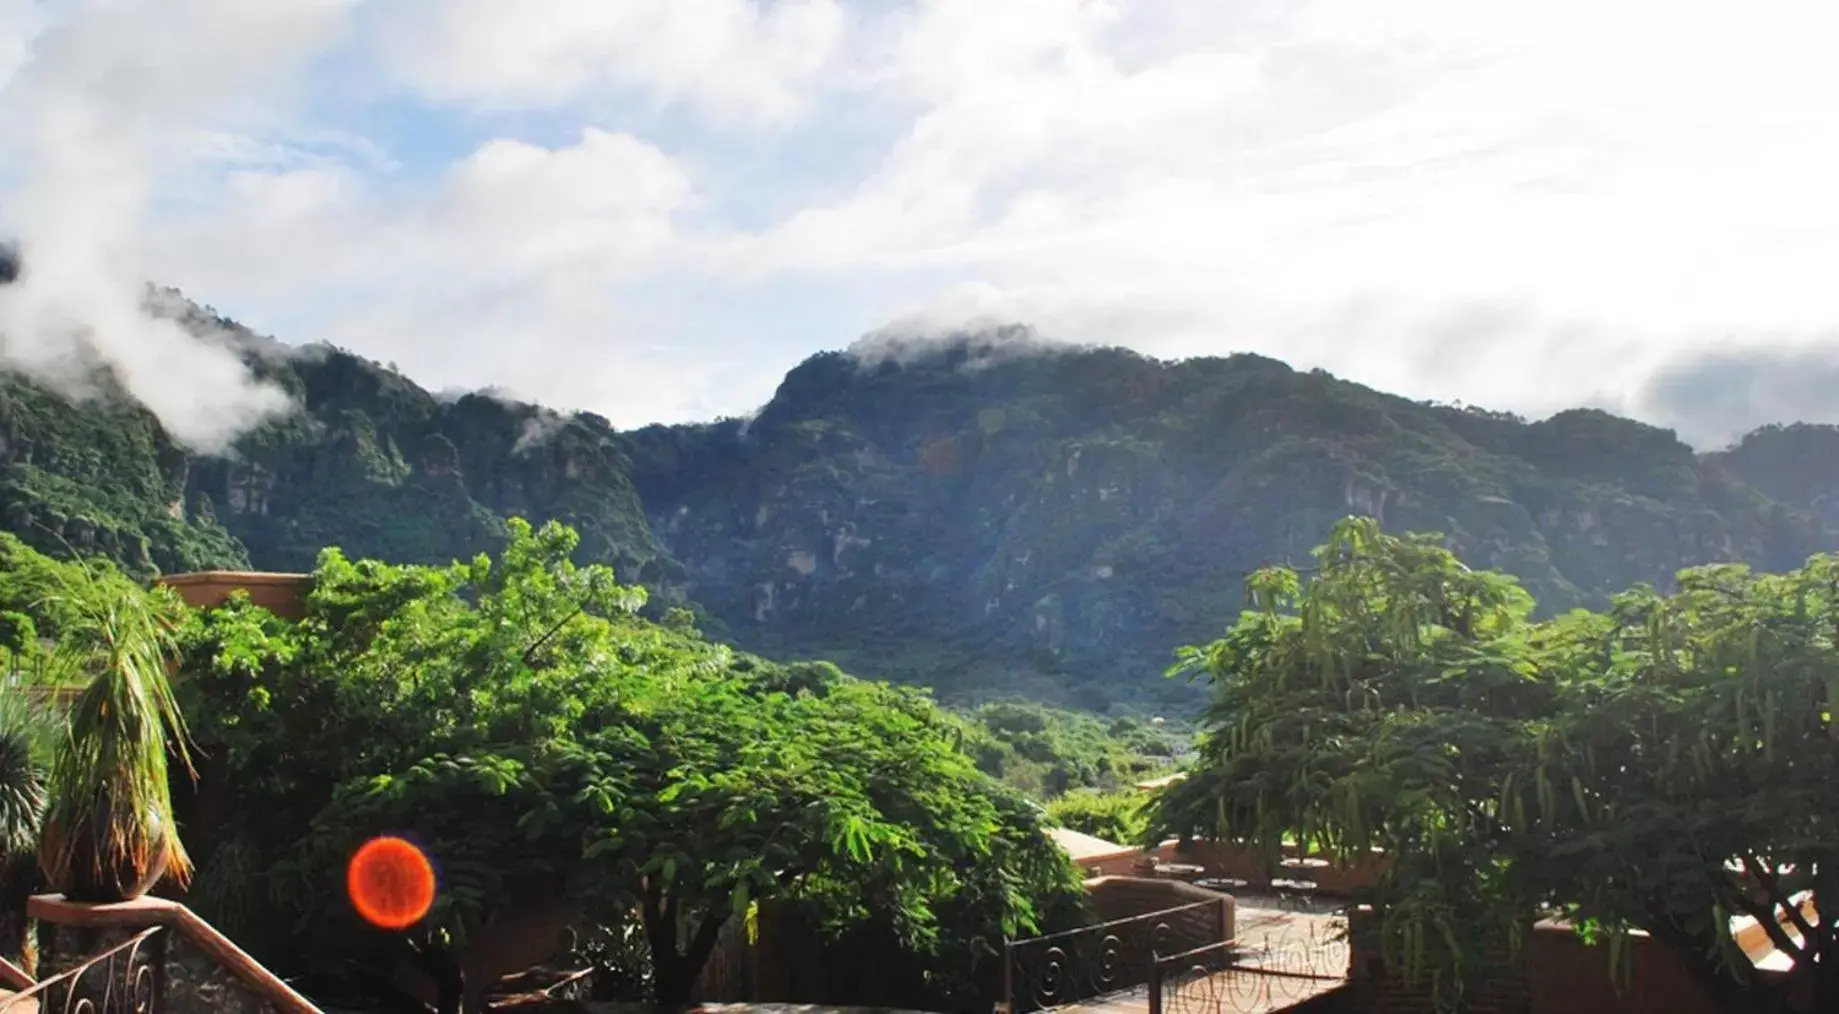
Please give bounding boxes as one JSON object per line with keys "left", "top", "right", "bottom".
{"left": 151, "top": 921, "right": 171, "bottom": 1009}
{"left": 1000, "top": 936, "right": 1014, "bottom": 1014}
{"left": 1147, "top": 958, "right": 1163, "bottom": 1014}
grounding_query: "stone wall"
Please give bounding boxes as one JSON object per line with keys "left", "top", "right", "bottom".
{"left": 27, "top": 894, "right": 321, "bottom": 1014}
{"left": 164, "top": 930, "right": 281, "bottom": 1014}
{"left": 34, "top": 922, "right": 279, "bottom": 1014}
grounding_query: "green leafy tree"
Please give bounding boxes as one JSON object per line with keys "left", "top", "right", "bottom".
{"left": 177, "top": 518, "right": 1085, "bottom": 1011}
{"left": 1046, "top": 789, "right": 1149, "bottom": 846}
{"left": 1533, "top": 562, "right": 1839, "bottom": 1013}
{"left": 1153, "top": 516, "right": 1837, "bottom": 1014}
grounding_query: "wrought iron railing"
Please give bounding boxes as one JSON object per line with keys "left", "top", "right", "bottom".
{"left": 1005, "top": 899, "right": 1230, "bottom": 1012}
{"left": 1148, "top": 919, "right": 1350, "bottom": 1014}
{"left": 0, "top": 926, "right": 166, "bottom": 1013}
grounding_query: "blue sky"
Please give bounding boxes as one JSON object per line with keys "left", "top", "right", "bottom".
{"left": 5, "top": 0, "right": 1839, "bottom": 450}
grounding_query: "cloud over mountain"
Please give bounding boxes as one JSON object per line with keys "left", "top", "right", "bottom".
{"left": 2, "top": 0, "right": 1838, "bottom": 447}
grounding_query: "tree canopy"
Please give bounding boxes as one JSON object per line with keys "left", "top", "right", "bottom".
{"left": 173, "top": 518, "right": 1084, "bottom": 1012}
{"left": 1152, "top": 516, "right": 1836, "bottom": 1014}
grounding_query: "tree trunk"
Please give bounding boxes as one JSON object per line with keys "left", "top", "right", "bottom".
{"left": 639, "top": 880, "right": 731, "bottom": 1007}
{"left": 403, "top": 941, "right": 467, "bottom": 1014}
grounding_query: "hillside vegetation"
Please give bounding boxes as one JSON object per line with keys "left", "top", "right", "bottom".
{"left": 2, "top": 299, "right": 1835, "bottom": 709}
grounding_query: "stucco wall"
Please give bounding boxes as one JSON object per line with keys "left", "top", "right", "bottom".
{"left": 153, "top": 572, "right": 313, "bottom": 620}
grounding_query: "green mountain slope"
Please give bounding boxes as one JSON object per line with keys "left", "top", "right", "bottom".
{"left": 623, "top": 334, "right": 1834, "bottom": 708}
{"left": 2, "top": 304, "right": 1834, "bottom": 710}
{"left": 1, "top": 294, "right": 671, "bottom": 589}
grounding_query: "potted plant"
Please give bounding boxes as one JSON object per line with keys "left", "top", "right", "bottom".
{"left": 35, "top": 563, "right": 196, "bottom": 903}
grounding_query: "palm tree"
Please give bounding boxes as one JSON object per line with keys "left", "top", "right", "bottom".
{"left": 34, "top": 559, "right": 197, "bottom": 903}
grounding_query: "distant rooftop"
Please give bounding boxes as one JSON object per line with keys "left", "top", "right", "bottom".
{"left": 153, "top": 571, "right": 313, "bottom": 620}
{"left": 154, "top": 571, "right": 312, "bottom": 586}
{"left": 1047, "top": 826, "right": 1136, "bottom": 862}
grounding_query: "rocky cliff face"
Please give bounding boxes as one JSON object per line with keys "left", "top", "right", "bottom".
{"left": 622, "top": 337, "right": 1834, "bottom": 709}
{"left": 0, "top": 369, "right": 249, "bottom": 573}
{"left": 182, "top": 345, "right": 665, "bottom": 581}
{"left": 2, "top": 306, "right": 1834, "bottom": 710}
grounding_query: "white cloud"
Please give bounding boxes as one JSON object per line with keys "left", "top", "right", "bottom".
{"left": 10, "top": 0, "right": 1839, "bottom": 449}
{"left": 0, "top": 0, "right": 355, "bottom": 450}
{"left": 726, "top": 0, "right": 1839, "bottom": 445}
{"left": 153, "top": 126, "right": 718, "bottom": 425}
{"left": 372, "top": 0, "right": 847, "bottom": 127}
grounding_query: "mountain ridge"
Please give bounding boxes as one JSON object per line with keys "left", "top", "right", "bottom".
{"left": 2, "top": 292, "right": 1835, "bottom": 709}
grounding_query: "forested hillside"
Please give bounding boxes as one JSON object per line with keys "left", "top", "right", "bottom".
{"left": 2, "top": 297, "right": 1835, "bottom": 710}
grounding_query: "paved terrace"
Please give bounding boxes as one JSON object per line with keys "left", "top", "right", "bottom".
{"left": 1063, "top": 893, "right": 1350, "bottom": 1014}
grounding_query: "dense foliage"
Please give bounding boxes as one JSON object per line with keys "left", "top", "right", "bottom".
{"left": 173, "top": 518, "right": 1086, "bottom": 1011}
{"left": 959, "top": 700, "right": 1185, "bottom": 800}
{"left": 1044, "top": 789, "right": 1150, "bottom": 846}
{"left": 0, "top": 684, "right": 50, "bottom": 969}
{"left": 1153, "top": 517, "right": 1837, "bottom": 1014}
{"left": 35, "top": 559, "right": 196, "bottom": 901}
{"left": 4, "top": 296, "right": 1837, "bottom": 709}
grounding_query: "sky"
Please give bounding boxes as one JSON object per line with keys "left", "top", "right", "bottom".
{"left": 3, "top": 0, "right": 1839, "bottom": 450}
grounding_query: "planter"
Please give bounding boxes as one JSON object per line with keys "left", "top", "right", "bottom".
{"left": 38, "top": 800, "right": 173, "bottom": 903}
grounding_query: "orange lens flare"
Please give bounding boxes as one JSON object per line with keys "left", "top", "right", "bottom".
{"left": 346, "top": 836, "right": 436, "bottom": 930}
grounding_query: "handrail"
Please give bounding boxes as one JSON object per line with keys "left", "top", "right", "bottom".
{"left": 29, "top": 894, "right": 322, "bottom": 1014}
{"left": 0, "top": 926, "right": 161, "bottom": 1011}
{"left": 0, "top": 954, "right": 30, "bottom": 992}
{"left": 1014, "top": 898, "right": 1219, "bottom": 947}
{"left": 1155, "top": 936, "right": 1345, "bottom": 982}
{"left": 1147, "top": 925, "right": 1352, "bottom": 1014}
{"left": 1005, "top": 896, "right": 1232, "bottom": 1012}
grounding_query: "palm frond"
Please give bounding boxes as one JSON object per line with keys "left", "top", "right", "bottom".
{"left": 32, "top": 556, "right": 197, "bottom": 891}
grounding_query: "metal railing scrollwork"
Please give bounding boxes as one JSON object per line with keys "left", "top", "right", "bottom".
{"left": 1005, "top": 899, "right": 1229, "bottom": 1012}
{"left": 0, "top": 926, "right": 166, "bottom": 1014}
{"left": 1149, "top": 921, "right": 1351, "bottom": 1014}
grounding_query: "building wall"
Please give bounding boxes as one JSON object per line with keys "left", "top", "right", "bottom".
{"left": 1346, "top": 908, "right": 1754, "bottom": 1014}
{"left": 153, "top": 572, "right": 313, "bottom": 620}
{"left": 1346, "top": 907, "right": 1531, "bottom": 1014}
{"left": 1083, "top": 876, "right": 1236, "bottom": 939}
{"left": 1526, "top": 924, "right": 1727, "bottom": 1014}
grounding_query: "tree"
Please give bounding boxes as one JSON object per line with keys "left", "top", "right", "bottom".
{"left": 1534, "top": 561, "right": 1838, "bottom": 1013}
{"left": 1047, "top": 789, "right": 1149, "bottom": 845}
{"left": 176, "top": 518, "right": 1085, "bottom": 1011}
{"left": 1152, "top": 516, "right": 1836, "bottom": 1014}
{"left": 35, "top": 557, "right": 196, "bottom": 902}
